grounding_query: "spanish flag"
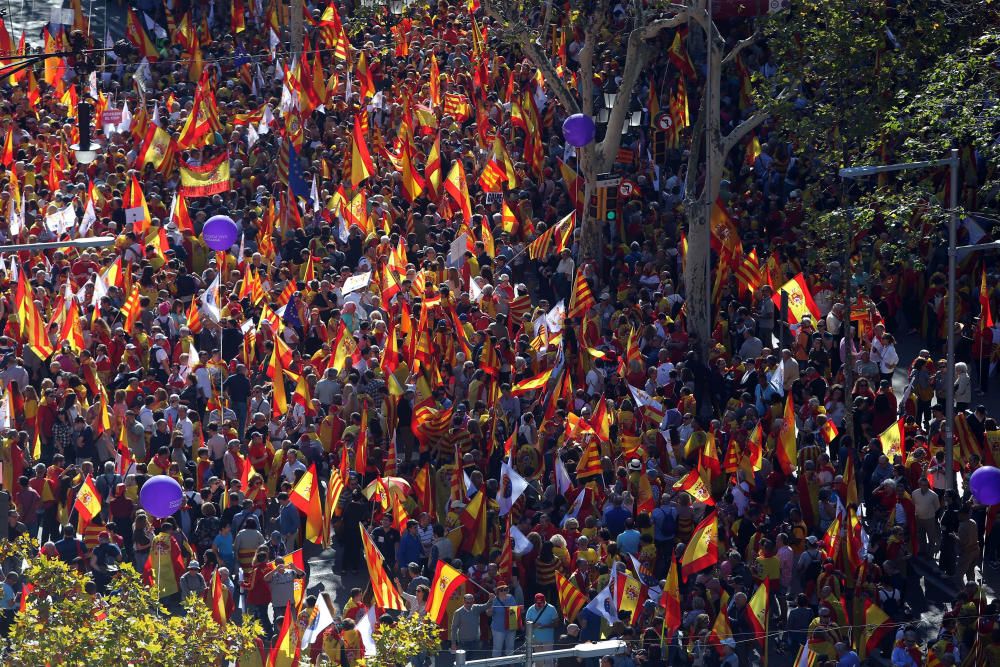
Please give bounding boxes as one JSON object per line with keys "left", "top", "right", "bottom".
{"left": 510, "top": 368, "right": 552, "bottom": 396}
{"left": 680, "top": 511, "right": 718, "bottom": 581}
{"left": 772, "top": 272, "right": 821, "bottom": 324}
{"left": 289, "top": 463, "right": 324, "bottom": 545}
{"left": 178, "top": 152, "right": 231, "bottom": 198}
{"left": 661, "top": 559, "right": 682, "bottom": 641}
{"left": 980, "top": 267, "right": 993, "bottom": 331}
{"left": 136, "top": 124, "right": 176, "bottom": 175}
{"left": 360, "top": 525, "right": 407, "bottom": 610}
{"left": 351, "top": 115, "right": 375, "bottom": 188}
{"left": 210, "top": 570, "right": 228, "bottom": 625}
{"left": 672, "top": 468, "right": 714, "bottom": 505}
{"left": 878, "top": 417, "right": 905, "bottom": 462}
{"left": 269, "top": 601, "right": 300, "bottom": 666}
{"left": 856, "top": 600, "right": 891, "bottom": 660}
{"left": 444, "top": 160, "right": 473, "bottom": 223}
{"left": 459, "top": 490, "right": 488, "bottom": 555}
{"left": 426, "top": 561, "right": 468, "bottom": 624}
{"left": 269, "top": 350, "right": 288, "bottom": 418}
{"left": 776, "top": 394, "right": 798, "bottom": 475}
{"left": 125, "top": 7, "right": 158, "bottom": 61}
{"left": 745, "top": 581, "right": 769, "bottom": 646}
{"left": 73, "top": 474, "right": 102, "bottom": 532}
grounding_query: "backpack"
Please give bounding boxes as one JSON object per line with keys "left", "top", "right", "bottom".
{"left": 654, "top": 506, "right": 677, "bottom": 539}
{"left": 802, "top": 550, "right": 822, "bottom": 583}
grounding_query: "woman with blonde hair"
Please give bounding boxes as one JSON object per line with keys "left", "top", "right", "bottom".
{"left": 954, "top": 362, "right": 972, "bottom": 410}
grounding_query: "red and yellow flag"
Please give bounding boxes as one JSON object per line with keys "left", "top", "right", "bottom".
{"left": 878, "top": 417, "right": 905, "bottom": 462}
{"left": 680, "top": 511, "right": 718, "bottom": 581}
{"left": 772, "top": 272, "right": 821, "bottom": 324}
{"left": 351, "top": 115, "right": 375, "bottom": 187}
{"left": 178, "top": 152, "right": 231, "bottom": 198}
{"left": 360, "top": 525, "right": 407, "bottom": 610}
{"left": 777, "top": 394, "right": 798, "bottom": 475}
{"left": 444, "top": 160, "right": 473, "bottom": 223}
{"left": 459, "top": 490, "right": 488, "bottom": 555}
{"left": 268, "top": 601, "right": 300, "bottom": 666}
{"left": 661, "top": 558, "right": 682, "bottom": 641}
{"left": 555, "top": 571, "right": 587, "bottom": 623}
{"left": 289, "top": 463, "right": 323, "bottom": 544}
{"left": 745, "top": 581, "right": 769, "bottom": 646}
{"left": 425, "top": 561, "right": 468, "bottom": 623}
{"left": 73, "top": 474, "right": 102, "bottom": 533}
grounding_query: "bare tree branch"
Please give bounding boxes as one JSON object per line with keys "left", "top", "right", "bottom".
{"left": 721, "top": 29, "right": 761, "bottom": 66}
{"left": 721, "top": 84, "right": 797, "bottom": 154}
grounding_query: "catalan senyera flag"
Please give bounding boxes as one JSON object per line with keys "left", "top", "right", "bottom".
{"left": 426, "top": 561, "right": 468, "bottom": 624}
{"left": 351, "top": 115, "right": 375, "bottom": 188}
{"left": 120, "top": 283, "right": 142, "bottom": 333}
{"left": 323, "top": 467, "right": 345, "bottom": 544}
{"left": 289, "top": 463, "right": 323, "bottom": 544}
{"left": 360, "top": 525, "right": 407, "bottom": 611}
{"left": 555, "top": 571, "right": 587, "bottom": 623}
{"left": 74, "top": 474, "right": 102, "bottom": 532}
{"left": 680, "top": 511, "right": 718, "bottom": 581}
{"left": 444, "top": 160, "right": 473, "bottom": 223}
{"left": 567, "top": 268, "right": 595, "bottom": 321}
{"left": 878, "top": 417, "right": 905, "bottom": 462}
{"left": 745, "top": 580, "right": 769, "bottom": 646}
{"left": 773, "top": 272, "right": 821, "bottom": 324}
{"left": 178, "top": 152, "right": 231, "bottom": 198}
{"left": 575, "top": 439, "right": 603, "bottom": 479}
{"left": 510, "top": 368, "right": 552, "bottom": 396}
{"left": 793, "top": 645, "right": 818, "bottom": 667}
{"left": 355, "top": 400, "right": 369, "bottom": 475}
{"left": 667, "top": 27, "right": 695, "bottom": 79}
{"left": 777, "top": 394, "right": 798, "bottom": 475}
{"left": 661, "top": 558, "right": 682, "bottom": 641}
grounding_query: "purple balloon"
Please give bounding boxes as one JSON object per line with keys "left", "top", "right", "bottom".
{"left": 562, "top": 113, "right": 596, "bottom": 147}
{"left": 202, "top": 215, "right": 239, "bottom": 251}
{"left": 970, "top": 466, "right": 1000, "bottom": 506}
{"left": 140, "top": 475, "right": 185, "bottom": 518}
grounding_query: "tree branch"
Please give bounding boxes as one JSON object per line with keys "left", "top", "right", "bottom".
{"left": 721, "top": 29, "right": 761, "bottom": 66}
{"left": 721, "top": 84, "right": 797, "bottom": 154}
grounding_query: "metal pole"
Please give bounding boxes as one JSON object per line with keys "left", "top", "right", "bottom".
{"left": 456, "top": 649, "right": 467, "bottom": 667}
{"left": 0, "top": 237, "right": 115, "bottom": 252}
{"left": 945, "top": 147, "right": 960, "bottom": 491}
{"left": 525, "top": 620, "right": 534, "bottom": 667}
{"left": 290, "top": 0, "right": 303, "bottom": 58}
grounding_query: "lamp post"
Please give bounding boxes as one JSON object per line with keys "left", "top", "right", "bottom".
{"left": 454, "top": 622, "right": 630, "bottom": 667}
{"left": 839, "top": 150, "right": 960, "bottom": 489}
{"left": 0, "top": 237, "right": 116, "bottom": 253}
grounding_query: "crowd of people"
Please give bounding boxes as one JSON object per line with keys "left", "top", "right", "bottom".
{"left": 0, "top": 0, "right": 995, "bottom": 666}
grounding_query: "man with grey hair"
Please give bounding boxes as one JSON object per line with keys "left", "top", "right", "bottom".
{"left": 451, "top": 591, "right": 494, "bottom": 657}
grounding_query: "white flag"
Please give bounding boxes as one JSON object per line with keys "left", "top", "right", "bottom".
{"left": 258, "top": 105, "right": 274, "bottom": 135}
{"left": 584, "top": 584, "right": 618, "bottom": 625}
{"left": 7, "top": 197, "right": 21, "bottom": 238}
{"left": 555, "top": 456, "right": 572, "bottom": 495}
{"left": 200, "top": 272, "right": 222, "bottom": 322}
{"left": 509, "top": 525, "right": 534, "bottom": 555}
{"left": 300, "top": 594, "right": 336, "bottom": 650}
{"left": 498, "top": 454, "right": 529, "bottom": 516}
{"left": 91, "top": 272, "right": 108, "bottom": 307}
{"left": 561, "top": 487, "right": 587, "bottom": 527}
{"left": 310, "top": 176, "right": 321, "bottom": 213}
{"left": 45, "top": 203, "right": 77, "bottom": 235}
{"left": 247, "top": 123, "right": 260, "bottom": 150}
{"left": 357, "top": 607, "right": 377, "bottom": 657}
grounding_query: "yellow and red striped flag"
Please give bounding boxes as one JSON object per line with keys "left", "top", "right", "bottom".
{"left": 289, "top": 463, "right": 323, "bottom": 544}
{"left": 351, "top": 115, "right": 375, "bottom": 188}
{"left": 555, "top": 570, "right": 587, "bottom": 623}
{"left": 73, "top": 474, "right": 102, "bottom": 533}
{"left": 425, "top": 561, "right": 468, "bottom": 623}
{"left": 680, "top": 511, "right": 718, "bottom": 581}
{"left": 777, "top": 394, "right": 798, "bottom": 475}
{"left": 878, "top": 417, "right": 905, "bottom": 462}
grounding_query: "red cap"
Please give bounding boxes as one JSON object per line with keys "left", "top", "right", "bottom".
{"left": 534, "top": 593, "right": 545, "bottom": 602}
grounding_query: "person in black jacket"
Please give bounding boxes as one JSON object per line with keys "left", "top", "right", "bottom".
{"left": 340, "top": 489, "right": 370, "bottom": 573}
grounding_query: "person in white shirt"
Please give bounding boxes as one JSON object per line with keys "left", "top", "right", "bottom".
{"left": 655, "top": 350, "right": 675, "bottom": 387}
{"left": 281, "top": 450, "right": 307, "bottom": 484}
{"left": 879, "top": 333, "right": 899, "bottom": 385}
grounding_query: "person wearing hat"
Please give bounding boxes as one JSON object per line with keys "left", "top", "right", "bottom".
{"left": 89, "top": 530, "right": 123, "bottom": 594}
{"left": 179, "top": 559, "right": 207, "bottom": 598}
{"left": 486, "top": 581, "right": 519, "bottom": 657}
{"left": 524, "top": 593, "right": 559, "bottom": 665}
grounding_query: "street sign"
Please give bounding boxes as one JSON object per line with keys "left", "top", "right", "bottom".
{"left": 654, "top": 112, "right": 672, "bottom": 131}
{"left": 618, "top": 181, "right": 634, "bottom": 197}
{"left": 595, "top": 177, "right": 621, "bottom": 188}
{"left": 101, "top": 109, "right": 123, "bottom": 125}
